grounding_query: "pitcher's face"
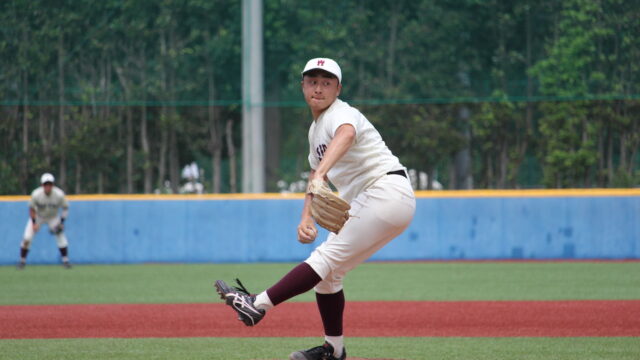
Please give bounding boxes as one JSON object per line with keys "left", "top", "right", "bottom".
{"left": 302, "top": 71, "right": 341, "bottom": 118}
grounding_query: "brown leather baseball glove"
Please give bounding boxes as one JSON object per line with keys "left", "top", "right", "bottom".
{"left": 307, "top": 179, "right": 351, "bottom": 233}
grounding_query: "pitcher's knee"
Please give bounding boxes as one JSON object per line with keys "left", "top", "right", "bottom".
{"left": 314, "top": 279, "right": 343, "bottom": 294}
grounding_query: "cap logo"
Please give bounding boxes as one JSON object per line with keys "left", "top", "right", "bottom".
{"left": 317, "top": 60, "right": 325, "bottom": 66}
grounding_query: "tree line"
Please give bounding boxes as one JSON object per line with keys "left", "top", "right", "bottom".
{"left": 1, "top": 0, "right": 638, "bottom": 194}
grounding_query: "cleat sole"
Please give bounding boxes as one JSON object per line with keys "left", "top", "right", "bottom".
{"left": 214, "top": 280, "right": 228, "bottom": 300}
{"left": 214, "top": 279, "right": 265, "bottom": 327}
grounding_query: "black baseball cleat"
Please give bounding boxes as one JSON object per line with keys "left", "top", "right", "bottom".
{"left": 16, "top": 261, "right": 26, "bottom": 270}
{"left": 63, "top": 261, "right": 72, "bottom": 269}
{"left": 289, "top": 342, "right": 346, "bottom": 360}
{"left": 214, "top": 279, "right": 265, "bottom": 326}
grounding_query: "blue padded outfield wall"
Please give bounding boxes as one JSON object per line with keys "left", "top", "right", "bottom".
{"left": 0, "top": 190, "right": 638, "bottom": 265}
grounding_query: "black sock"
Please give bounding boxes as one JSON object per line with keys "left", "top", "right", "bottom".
{"left": 316, "top": 290, "right": 345, "bottom": 336}
{"left": 59, "top": 247, "right": 68, "bottom": 257}
{"left": 266, "top": 262, "right": 322, "bottom": 306}
{"left": 20, "top": 247, "right": 29, "bottom": 260}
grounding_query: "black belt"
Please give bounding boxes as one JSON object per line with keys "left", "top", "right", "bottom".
{"left": 386, "top": 169, "right": 407, "bottom": 178}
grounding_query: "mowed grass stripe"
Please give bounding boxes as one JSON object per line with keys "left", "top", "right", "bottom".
{"left": 0, "top": 337, "right": 639, "bottom": 360}
{"left": 1, "top": 262, "right": 639, "bottom": 305}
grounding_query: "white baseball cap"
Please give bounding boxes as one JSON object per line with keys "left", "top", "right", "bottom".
{"left": 302, "top": 58, "right": 342, "bottom": 83}
{"left": 40, "top": 173, "right": 55, "bottom": 184}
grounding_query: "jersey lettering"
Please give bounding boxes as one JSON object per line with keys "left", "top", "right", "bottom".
{"left": 316, "top": 144, "right": 327, "bottom": 162}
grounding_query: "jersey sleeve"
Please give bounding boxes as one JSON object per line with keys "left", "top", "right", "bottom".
{"left": 308, "top": 124, "right": 319, "bottom": 170}
{"left": 28, "top": 192, "right": 36, "bottom": 209}
{"left": 61, "top": 194, "right": 69, "bottom": 209}
{"left": 327, "top": 106, "right": 360, "bottom": 138}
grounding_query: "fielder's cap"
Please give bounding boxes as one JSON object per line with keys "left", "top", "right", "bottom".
{"left": 41, "top": 173, "right": 55, "bottom": 184}
{"left": 302, "top": 58, "right": 342, "bottom": 83}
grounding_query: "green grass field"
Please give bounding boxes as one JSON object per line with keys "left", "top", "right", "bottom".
{"left": 1, "top": 261, "right": 639, "bottom": 359}
{"left": 3, "top": 337, "right": 640, "bottom": 360}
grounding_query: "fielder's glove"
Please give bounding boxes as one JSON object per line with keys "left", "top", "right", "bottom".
{"left": 52, "top": 218, "right": 65, "bottom": 234}
{"left": 307, "top": 179, "right": 351, "bottom": 234}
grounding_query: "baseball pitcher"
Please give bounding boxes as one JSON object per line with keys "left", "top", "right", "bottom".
{"left": 215, "top": 58, "right": 416, "bottom": 360}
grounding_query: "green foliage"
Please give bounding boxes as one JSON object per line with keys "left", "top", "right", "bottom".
{"left": 471, "top": 91, "right": 532, "bottom": 188}
{"left": 529, "top": 0, "right": 640, "bottom": 187}
{"left": 611, "top": 167, "right": 637, "bottom": 188}
{"left": 381, "top": 104, "right": 467, "bottom": 187}
{"left": 0, "top": 0, "right": 638, "bottom": 193}
{"left": 537, "top": 101, "right": 599, "bottom": 187}
{"left": 0, "top": 160, "right": 20, "bottom": 195}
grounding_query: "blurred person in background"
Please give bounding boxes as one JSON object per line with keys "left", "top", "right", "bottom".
{"left": 17, "top": 173, "right": 72, "bottom": 269}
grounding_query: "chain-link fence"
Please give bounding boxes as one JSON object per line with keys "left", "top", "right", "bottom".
{"left": 1, "top": 0, "right": 638, "bottom": 194}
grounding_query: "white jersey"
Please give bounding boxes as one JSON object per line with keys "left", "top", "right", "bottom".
{"left": 307, "top": 98, "right": 404, "bottom": 202}
{"left": 29, "top": 186, "right": 68, "bottom": 220}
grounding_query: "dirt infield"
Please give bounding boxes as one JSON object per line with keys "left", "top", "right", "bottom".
{"left": 2, "top": 300, "right": 639, "bottom": 339}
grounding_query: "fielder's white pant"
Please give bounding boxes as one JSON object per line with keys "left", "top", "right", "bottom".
{"left": 21, "top": 216, "right": 68, "bottom": 249}
{"left": 306, "top": 174, "right": 416, "bottom": 294}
